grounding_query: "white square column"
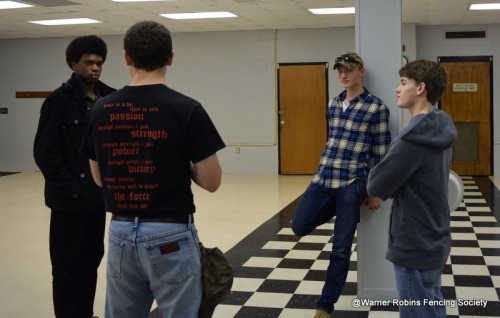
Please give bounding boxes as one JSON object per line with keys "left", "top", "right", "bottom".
{"left": 356, "top": 0, "right": 402, "bottom": 300}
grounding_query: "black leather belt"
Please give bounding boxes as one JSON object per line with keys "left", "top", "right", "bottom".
{"left": 111, "top": 214, "right": 192, "bottom": 224}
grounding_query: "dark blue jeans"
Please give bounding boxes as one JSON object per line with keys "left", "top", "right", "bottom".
{"left": 291, "top": 180, "right": 366, "bottom": 313}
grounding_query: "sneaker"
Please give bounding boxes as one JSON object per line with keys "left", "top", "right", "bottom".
{"left": 313, "top": 309, "right": 330, "bottom": 318}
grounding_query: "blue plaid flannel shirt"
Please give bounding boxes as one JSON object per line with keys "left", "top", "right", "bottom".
{"left": 312, "top": 88, "right": 391, "bottom": 189}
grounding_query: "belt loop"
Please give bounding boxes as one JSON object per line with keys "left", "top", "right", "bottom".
{"left": 133, "top": 216, "right": 139, "bottom": 228}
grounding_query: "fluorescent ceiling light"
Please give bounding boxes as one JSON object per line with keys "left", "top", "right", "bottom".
{"left": 28, "top": 18, "right": 102, "bottom": 25}
{"left": 112, "top": 0, "right": 174, "bottom": 2}
{"left": 0, "top": 1, "right": 33, "bottom": 9}
{"left": 469, "top": 3, "right": 500, "bottom": 10}
{"left": 160, "top": 12, "right": 237, "bottom": 19}
{"left": 309, "top": 7, "right": 355, "bottom": 14}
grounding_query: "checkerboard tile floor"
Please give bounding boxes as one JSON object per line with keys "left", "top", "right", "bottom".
{"left": 214, "top": 176, "right": 500, "bottom": 318}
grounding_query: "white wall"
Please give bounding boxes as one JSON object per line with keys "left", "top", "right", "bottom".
{"left": 416, "top": 24, "right": 500, "bottom": 176}
{"left": 1, "top": 23, "right": 499, "bottom": 175}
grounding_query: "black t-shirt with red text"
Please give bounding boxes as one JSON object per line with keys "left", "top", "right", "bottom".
{"left": 81, "top": 84, "right": 225, "bottom": 217}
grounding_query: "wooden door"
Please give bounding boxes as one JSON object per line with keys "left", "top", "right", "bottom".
{"left": 278, "top": 63, "right": 328, "bottom": 174}
{"left": 439, "top": 58, "right": 492, "bottom": 175}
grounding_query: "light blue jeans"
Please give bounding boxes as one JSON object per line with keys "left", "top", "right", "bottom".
{"left": 105, "top": 218, "right": 202, "bottom": 318}
{"left": 394, "top": 264, "right": 446, "bottom": 318}
{"left": 291, "top": 180, "right": 366, "bottom": 313}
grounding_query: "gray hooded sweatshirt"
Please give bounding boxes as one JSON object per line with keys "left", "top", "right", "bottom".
{"left": 367, "top": 107, "right": 457, "bottom": 270}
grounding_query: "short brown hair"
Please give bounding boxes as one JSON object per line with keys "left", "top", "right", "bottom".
{"left": 124, "top": 21, "right": 172, "bottom": 71}
{"left": 399, "top": 59, "right": 448, "bottom": 105}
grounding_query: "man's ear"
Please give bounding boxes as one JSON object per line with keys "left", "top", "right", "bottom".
{"left": 123, "top": 50, "right": 132, "bottom": 66}
{"left": 166, "top": 51, "right": 174, "bottom": 66}
{"left": 359, "top": 67, "right": 366, "bottom": 77}
{"left": 417, "top": 82, "right": 426, "bottom": 96}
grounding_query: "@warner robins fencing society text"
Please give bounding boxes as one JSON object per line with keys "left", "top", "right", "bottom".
{"left": 351, "top": 298, "right": 488, "bottom": 308}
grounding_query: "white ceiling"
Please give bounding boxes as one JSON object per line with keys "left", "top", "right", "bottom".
{"left": 1, "top": 0, "right": 500, "bottom": 39}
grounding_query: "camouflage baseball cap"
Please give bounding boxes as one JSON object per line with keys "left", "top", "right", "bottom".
{"left": 333, "top": 52, "right": 364, "bottom": 70}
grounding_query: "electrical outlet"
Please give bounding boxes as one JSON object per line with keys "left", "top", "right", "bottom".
{"left": 236, "top": 148, "right": 240, "bottom": 154}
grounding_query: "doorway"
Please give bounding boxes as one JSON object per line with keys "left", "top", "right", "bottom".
{"left": 439, "top": 56, "right": 493, "bottom": 176}
{"left": 278, "top": 63, "right": 328, "bottom": 174}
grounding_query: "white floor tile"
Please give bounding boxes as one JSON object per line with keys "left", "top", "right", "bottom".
{"left": 284, "top": 249, "right": 322, "bottom": 260}
{"left": 262, "top": 241, "right": 296, "bottom": 250}
{"left": 299, "top": 235, "right": 331, "bottom": 243}
{"left": 278, "top": 308, "right": 316, "bottom": 318}
{"left": 243, "top": 257, "right": 283, "bottom": 268}
{"left": 267, "top": 268, "right": 309, "bottom": 281}
{"left": 450, "top": 247, "right": 483, "bottom": 256}
{"left": 454, "top": 286, "right": 500, "bottom": 302}
{"left": 231, "top": 277, "right": 265, "bottom": 292}
{"left": 244, "top": 292, "right": 293, "bottom": 308}
{"left": 451, "top": 264, "right": 490, "bottom": 276}
{"left": 294, "top": 280, "right": 323, "bottom": 295}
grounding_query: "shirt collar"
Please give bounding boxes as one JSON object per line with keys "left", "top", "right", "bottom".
{"left": 338, "top": 87, "right": 369, "bottom": 104}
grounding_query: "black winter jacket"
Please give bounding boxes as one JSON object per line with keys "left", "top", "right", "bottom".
{"left": 34, "top": 73, "right": 116, "bottom": 213}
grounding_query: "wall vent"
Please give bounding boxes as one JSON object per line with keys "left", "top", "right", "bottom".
{"left": 445, "top": 31, "right": 486, "bottom": 39}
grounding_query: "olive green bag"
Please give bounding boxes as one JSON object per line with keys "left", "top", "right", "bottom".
{"left": 198, "top": 243, "right": 234, "bottom": 318}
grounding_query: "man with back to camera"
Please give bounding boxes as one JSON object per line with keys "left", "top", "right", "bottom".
{"left": 291, "top": 52, "right": 391, "bottom": 318}
{"left": 81, "top": 21, "right": 225, "bottom": 318}
{"left": 367, "top": 59, "right": 456, "bottom": 318}
{"left": 33, "top": 35, "right": 115, "bottom": 318}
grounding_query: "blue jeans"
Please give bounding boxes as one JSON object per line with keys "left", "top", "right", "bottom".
{"left": 291, "top": 180, "right": 366, "bottom": 313}
{"left": 105, "top": 218, "right": 202, "bottom": 318}
{"left": 394, "top": 264, "right": 446, "bottom": 318}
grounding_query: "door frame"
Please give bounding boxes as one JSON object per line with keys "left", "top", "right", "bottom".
{"left": 277, "top": 62, "right": 329, "bottom": 174}
{"left": 438, "top": 55, "right": 494, "bottom": 175}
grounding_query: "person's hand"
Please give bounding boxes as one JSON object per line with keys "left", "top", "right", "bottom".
{"left": 364, "top": 195, "right": 381, "bottom": 212}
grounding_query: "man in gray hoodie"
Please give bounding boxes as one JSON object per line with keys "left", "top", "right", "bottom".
{"left": 367, "top": 59, "right": 456, "bottom": 318}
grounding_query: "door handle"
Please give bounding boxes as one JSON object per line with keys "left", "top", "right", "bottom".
{"left": 280, "top": 120, "right": 285, "bottom": 125}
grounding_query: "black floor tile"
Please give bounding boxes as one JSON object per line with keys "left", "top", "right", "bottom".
{"left": 458, "top": 300, "right": 500, "bottom": 316}
{"left": 488, "top": 265, "right": 500, "bottom": 276}
{"left": 453, "top": 275, "right": 494, "bottom": 287}
{"left": 441, "top": 286, "right": 457, "bottom": 299}
{"left": 277, "top": 258, "right": 315, "bottom": 269}
{"left": 450, "top": 255, "right": 487, "bottom": 265}
{"left": 473, "top": 222, "right": 500, "bottom": 227}
{"left": 303, "top": 270, "right": 326, "bottom": 281}
{"left": 285, "top": 294, "right": 317, "bottom": 309}
{"left": 294, "top": 242, "right": 327, "bottom": 250}
{"left": 477, "top": 233, "right": 500, "bottom": 240}
{"left": 481, "top": 248, "right": 500, "bottom": 256}
{"left": 451, "top": 240, "right": 480, "bottom": 247}
{"left": 234, "top": 267, "right": 274, "bottom": 279}
{"left": 257, "top": 279, "right": 300, "bottom": 294}
{"left": 341, "top": 282, "right": 357, "bottom": 295}
{"left": 222, "top": 291, "right": 254, "bottom": 306}
{"left": 451, "top": 226, "right": 475, "bottom": 233}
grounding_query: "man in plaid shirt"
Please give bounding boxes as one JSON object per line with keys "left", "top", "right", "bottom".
{"left": 291, "top": 52, "right": 391, "bottom": 318}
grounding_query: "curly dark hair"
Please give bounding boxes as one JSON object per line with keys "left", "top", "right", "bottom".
{"left": 65, "top": 35, "right": 107, "bottom": 68}
{"left": 124, "top": 21, "right": 172, "bottom": 71}
{"left": 399, "top": 59, "right": 448, "bottom": 105}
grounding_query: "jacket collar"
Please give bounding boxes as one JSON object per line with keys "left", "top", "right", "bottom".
{"left": 64, "top": 72, "right": 115, "bottom": 101}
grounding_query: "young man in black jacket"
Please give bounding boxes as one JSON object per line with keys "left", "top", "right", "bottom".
{"left": 34, "top": 35, "right": 115, "bottom": 318}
